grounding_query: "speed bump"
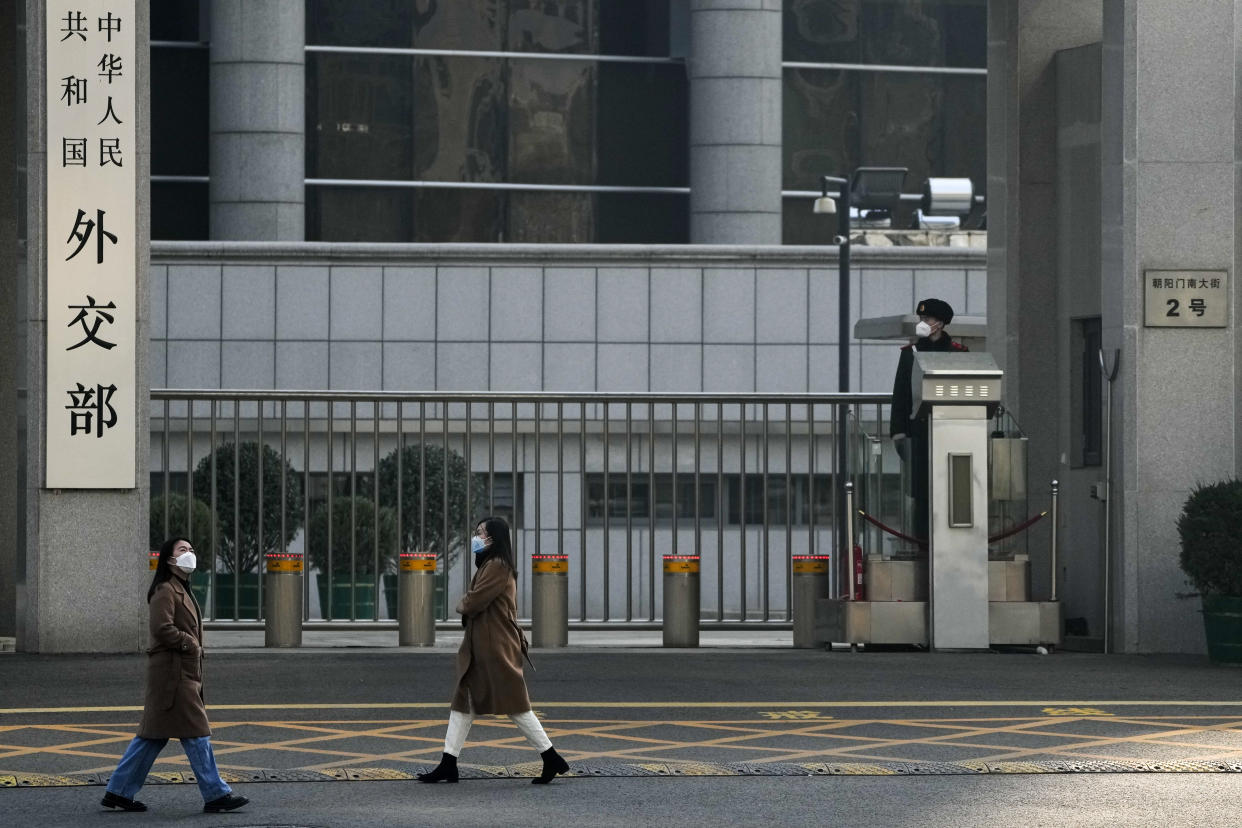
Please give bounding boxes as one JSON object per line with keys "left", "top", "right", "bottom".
{"left": 13, "top": 774, "right": 90, "bottom": 787}
{"left": 822, "top": 763, "right": 899, "bottom": 776}
{"left": 323, "top": 767, "right": 415, "bottom": 781}
{"left": 665, "top": 762, "right": 732, "bottom": 776}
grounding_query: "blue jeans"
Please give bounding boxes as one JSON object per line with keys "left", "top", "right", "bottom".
{"left": 106, "top": 736, "right": 232, "bottom": 803}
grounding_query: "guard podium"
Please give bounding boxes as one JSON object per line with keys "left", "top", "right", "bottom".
{"left": 917, "top": 351, "right": 998, "bottom": 649}
{"left": 815, "top": 351, "right": 1060, "bottom": 651}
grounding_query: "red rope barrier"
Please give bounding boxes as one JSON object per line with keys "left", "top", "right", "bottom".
{"left": 856, "top": 510, "right": 926, "bottom": 547}
{"left": 987, "top": 510, "right": 1047, "bottom": 543}
{"left": 855, "top": 508, "right": 1049, "bottom": 546}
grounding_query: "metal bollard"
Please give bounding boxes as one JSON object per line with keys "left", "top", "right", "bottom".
{"left": 398, "top": 552, "right": 436, "bottom": 646}
{"left": 663, "top": 554, "right": 700, "bottom": 648}
{"left": 791, "top": 554, "right": 831, "bottom": 648}
{"left": 844, "top": 481, "right": 856, "bottom": 600}
{"left": 531, "top": 554, "right": 569, "bottom": 648}
{"left": 264, "top": 553, "right": 303, "bottom": 648}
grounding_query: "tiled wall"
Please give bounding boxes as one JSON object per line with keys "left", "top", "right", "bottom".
{"left": 150, "top": 245, "right": 986, "bottom": 394}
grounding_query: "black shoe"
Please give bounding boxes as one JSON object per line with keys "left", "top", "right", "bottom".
{"left": 203, "top": 794, "right": 249, "bottom": 813}
{"left": 416, "top": 752, "right": 459, "bottom": 783}
{"left": 532, "top": 746, "right": 570, "bottom": 784}
{"left": 100, "top": 791, "right": 147, "bottom": 812}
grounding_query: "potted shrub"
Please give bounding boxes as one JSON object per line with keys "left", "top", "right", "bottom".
{"left": 149, "top": 492, "right": 214, "bottom": 608}
{"left": 193, "top": 441, "right": 304, "bottom": 619}
{"left": 1177, "top": 479, "right": 1242, "bottom": 663}
{"left": 306, "top": 495, "right": 398, "bottom": 620}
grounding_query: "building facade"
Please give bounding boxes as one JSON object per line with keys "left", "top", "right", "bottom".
{"left": 148, "top": 0, "right": 986, "bottom": 245}
{"left": 14, "top": 2, "right": 1230, "bottom": 658}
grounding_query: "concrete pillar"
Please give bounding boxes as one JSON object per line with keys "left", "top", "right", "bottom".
{"left": 209, "top": 0, "right": 304, "bottom": 240}
{"left": 986, "top": 0, "right": 1101, "bottom": 626}
{"left": 993, "top": 0, "right": 1242, "bottom": 653}
{"left": 688, "top": 0, "right": 782, "bottom": 244}
{"left": 0, "top": 0, "right": 17, "bottom": 639}
{"left": 19, "top": 2, "right": 150, "bottom": 652}
{"left": 1100, "top": 0, "right": 1239, "bottom": 653}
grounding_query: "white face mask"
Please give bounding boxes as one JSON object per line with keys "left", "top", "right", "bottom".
{"left": 174, "top": 551, "right": 196, "bottom": 573}
{"left": 915, "top": 320, "right": 933, "bottom": 338}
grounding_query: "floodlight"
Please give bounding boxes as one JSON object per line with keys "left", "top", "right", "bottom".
{"left": 850, "top": 167, "right": 908, "bottom": 211}
{"left": 922, "top": 177, "right": 974, "bottom": 216}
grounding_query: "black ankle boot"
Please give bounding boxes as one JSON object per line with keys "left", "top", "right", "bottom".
{"left": 417, "top": 752, "right": 459, "bottom": 783}
{"left": 532, "top": 746, "right": 569, "bottom": 784}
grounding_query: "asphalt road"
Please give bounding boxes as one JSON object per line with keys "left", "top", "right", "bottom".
{"left": 4, "top": 648, "right": 1241, "bottom": 710}
{"left": 4, "top": 769, "right": 1242, "bottom": 827}
{"left": 2, "top": 648, "right": 1241, "bottom": 827}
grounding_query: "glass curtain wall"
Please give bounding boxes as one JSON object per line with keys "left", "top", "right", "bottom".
{"left": 782, "top": 0, "right": 986, "bottom": 243}
{"left": 150, "top": 0, "right": 209, "bottom": 239}
{"left": 146, "top": 1, "right": 987, "bottom": 243}
{"left": 305, "top": 0, "right": 688, "bottom": 243}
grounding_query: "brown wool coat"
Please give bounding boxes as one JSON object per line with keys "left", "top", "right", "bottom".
{"left": 451, "top": 559, "right": 532, "bottom": 715}
{"left": 136, "top": 575, "right": 211, "bottom": 739}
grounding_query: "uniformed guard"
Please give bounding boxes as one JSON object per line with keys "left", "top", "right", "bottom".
{"left": 890, "top": 298, "right": 968, "bottom": 545}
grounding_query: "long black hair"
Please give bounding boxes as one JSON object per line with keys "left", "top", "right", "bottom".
{"left": 477, "top": 516, "right": 516, "bottom": 578}
{"left": 148, "top": 536, "right": 190, "bottom": 603}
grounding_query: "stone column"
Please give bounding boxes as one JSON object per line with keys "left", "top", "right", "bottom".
{"left": 688, "top": 0, "right": 782, "bottom": 244}
{"left": 0, "top": 0, "right": 17, "bottom": 638}
{"left": 209, "top": 0, "right": 304, "bottom": 240}
{"left": 1100, "top": 0, "right": 1239, "bottom": 653}
{"left": 19, "top": 1, "right": 150, "bottom": 652}
{"left": 986, "top": 0, "right": 1102, "bottom": 617}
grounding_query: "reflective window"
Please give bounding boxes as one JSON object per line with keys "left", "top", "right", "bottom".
{"left": 306, "top": 54, "right": 416, "bottom": 181}
{"left": 151, "top": 47, "right": 208, "bottom": 177}
{"left": 784, "top": 0, "right": 985, "bottom": 67}
{"left": 152, "top": 182, "right": 209, "bottom": 241}
{"left": 305, "top": 1, "right": 688, "bottom": 243}
{"left": 151, "top": 1, "right": 209, "bottom": 239}
{"left": 151, "top": 0, "right": 201, "bottom": 42}
{"left": 783, "top": 0, "right": 986, "bottom": 242}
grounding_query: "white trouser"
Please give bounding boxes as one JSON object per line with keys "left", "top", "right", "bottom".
{"left": 444, "top": 705, "right": 552, "bottom": 757}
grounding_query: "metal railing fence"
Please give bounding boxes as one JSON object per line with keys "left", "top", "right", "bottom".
{"left": 149, "top": 390, "right": 897, "bottom": 627}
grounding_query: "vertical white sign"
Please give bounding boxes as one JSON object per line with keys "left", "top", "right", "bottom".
{"left": 45, "top": 0, "right": 137, "bottom": 488}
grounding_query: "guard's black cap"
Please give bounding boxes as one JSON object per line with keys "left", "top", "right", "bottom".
{"left": 916, "top": 298, "right": 954, "bottom": 325}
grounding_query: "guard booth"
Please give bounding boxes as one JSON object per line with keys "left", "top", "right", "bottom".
{"left": 815, "top": 350, "right": 1061, "bottom": 651}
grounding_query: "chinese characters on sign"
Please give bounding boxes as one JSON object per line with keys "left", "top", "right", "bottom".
{"left": 46, "top": 1, "right": 136, "bottom": 488}
{"left": 1143, "top": 270, "right": 1229, "bottom": 328}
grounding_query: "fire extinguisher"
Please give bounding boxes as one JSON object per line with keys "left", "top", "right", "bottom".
{"left": 853, "top": 545, "right": 866, "bottom": 601}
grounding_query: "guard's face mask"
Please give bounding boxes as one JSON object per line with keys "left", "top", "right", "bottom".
{"left": 173, "top": 551, "right": 196, "bottom": 574}
{"left": 915, "top": 320, "right": 933, "bottom": 338}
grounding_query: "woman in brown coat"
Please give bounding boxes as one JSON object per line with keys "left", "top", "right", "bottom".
{"left": 100, "top": 537, "right": 249, "bottom": 814}
{"left": 418, "top": 517, "right": 570, "bottom": 784}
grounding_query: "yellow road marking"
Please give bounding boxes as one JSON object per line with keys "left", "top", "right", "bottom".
{"left": 5, "top": 700, "right": 1242, "bottom": 715}
{"left": 975, "top": 717, "right": 1242, "bottom": 764}
{"left": 2, "top": 713, "right": 1239, "bottom": 775}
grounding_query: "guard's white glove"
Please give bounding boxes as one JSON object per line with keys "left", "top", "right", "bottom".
{"left": 893, "top": 433, "right": 910, "bottom": 463}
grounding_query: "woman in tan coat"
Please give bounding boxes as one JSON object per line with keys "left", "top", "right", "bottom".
{"left": 100, "top": 537, "right": 249, "bottom": 814}
{"left": 418, "top": 516, "right": 570, "bottom": 784}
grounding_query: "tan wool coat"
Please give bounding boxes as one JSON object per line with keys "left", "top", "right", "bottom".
{"left": 451, "top": 559, "right": 532, "bottom": 715}
{"left": 136, "top": 574, "right": 211, "bottom": 739}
